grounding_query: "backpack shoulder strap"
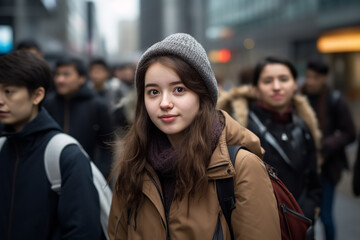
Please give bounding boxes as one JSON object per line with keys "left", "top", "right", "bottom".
{"left": 44, "top": 132, "right": 112, "bottom": 240}
{"left": 216, "top": 145, "right": 247, "bottom": 240}
{"left": 0, "top": 137, "right": 6, "bottom": 151}
{"left": 249, "top": 111, "right": 295, "bottom": 170}
{"left": 44, "top": 133, "right": 88, "bottom": 193}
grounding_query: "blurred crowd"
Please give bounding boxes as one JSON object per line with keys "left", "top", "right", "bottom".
{"left": 0, "top": 37, "right": 359, "bottom": 240}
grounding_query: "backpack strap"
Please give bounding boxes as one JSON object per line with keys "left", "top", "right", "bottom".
{"left": 249, "top": 111, "right": 295, "bottom": 170}
{"left": 44, "top": 133, "right": 88, "bottom": 193}
{"left": 44, "top": 133, "right": 112, "bottom": 240}
{"left": 216, "top": 145, "right": 247, "bottom": 240}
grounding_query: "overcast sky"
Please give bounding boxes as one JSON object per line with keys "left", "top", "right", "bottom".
{"left": 96, "top": 0, "right": 139, "bottom": 53}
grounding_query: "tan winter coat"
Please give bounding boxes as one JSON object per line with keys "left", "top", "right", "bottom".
{"left": 108, "top": 110, "right": 281, "bottom": 240}
{"left": 217, "top": 85, "right": 322, "bottom": 167}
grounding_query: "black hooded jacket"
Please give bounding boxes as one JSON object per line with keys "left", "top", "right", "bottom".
{"left": 0, "top": 108, "right": 102, "bottom": 240}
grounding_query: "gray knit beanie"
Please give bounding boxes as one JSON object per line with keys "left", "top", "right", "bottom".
{"left": 136, "top": 33, "right": 218, "bottom": 105}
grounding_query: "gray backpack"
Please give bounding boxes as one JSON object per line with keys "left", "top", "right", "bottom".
{"left": 0, "top": 133, "right": 112, "bottom": 240}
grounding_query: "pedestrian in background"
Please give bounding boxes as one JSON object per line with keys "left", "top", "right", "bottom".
{"left": 44, "top": 58, "right": 115, "bottom": 179}
{"left": 16, "top": 40, "right": 44, "bottom": 59}
{"left": 0, "top": 51, "right": 102, "bottom": 239}
{"left": 88, "top": 58, "right": 116, "bottom": 108}
{"left": 108, "top": 33, "right": 281, "bottom": 239}
{"left": 302, "top": 58, "right": 356, "bottom": 240}
{"left": 218, "top": 56, "right": 322, "bottom": 238}
{"left": 110, "top": 62, "right": 137, "bottom": 129}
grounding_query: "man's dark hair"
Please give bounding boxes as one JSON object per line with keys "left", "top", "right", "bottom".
{"left": 16, "top": 40, "right": 41, "bottom": 52}
{"left": 0, "top": 51, "right": 51, "bottom": 94}
{"left": 307, "top": 58, "right": 329, "bottom": 75}
{"left": 253, "top": 56, "right": 298, "bottom": 86}
{"left": 89, "top": 58, "right": 109, "bottom": 71}
{"left": 56, "top": 58, "right": 86, "bottom": 76}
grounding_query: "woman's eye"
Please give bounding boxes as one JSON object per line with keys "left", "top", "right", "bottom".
{"left": 149, "top": 89, "right": 159, "bottom": 95}
{"left": 174, "top": 87, "right": 184, "bottom": 93}
{"left": 262, "top": 78, "right": 272, "bottom": 84}
{"left": 279, "top": 76, "right": 289, "bottom": 82}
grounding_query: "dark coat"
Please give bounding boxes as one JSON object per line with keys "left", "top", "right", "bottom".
{"left": 217, "top": 85, "right": 322, "bottom": 220}
{"left": 248, "top": 104, "right": 321, "bottom": 220}
{"left": 44, "top": 84, "right": 115, "bottom": 178}
{"left": 353, "top": 135, "right": 360, "bottom": 196}
{"left": 304, "top": 87, "right": 356, "bottom": 185}
{"left": 0, "top": 108, "right": 102, "bottom": 240}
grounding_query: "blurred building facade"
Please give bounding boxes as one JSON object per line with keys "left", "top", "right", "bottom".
{"left": 0, "top": 0, "right": 105, "bottom": 65}
{"left": 1, "top": 0, "right": 360, "bottom": 104}
{"left": 139, "top": 0, "right": 360, "bottom": 103}
{"left": 139, "top": 0, "right": 206, "bottom": 50}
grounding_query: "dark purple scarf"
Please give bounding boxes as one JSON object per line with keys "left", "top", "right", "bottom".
{"left": 147, "top": 113, "right": 223, "bottom": 211}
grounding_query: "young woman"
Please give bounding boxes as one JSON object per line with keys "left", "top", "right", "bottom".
{"left": 108, "top": 34, "right": 281, "bottom": 240}
{"left": 218, "top": 56, "right": 322, "bottom": 237}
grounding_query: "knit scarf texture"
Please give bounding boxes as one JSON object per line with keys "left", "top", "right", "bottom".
{"left": 147, "top": 113, "right": 223, "bottom": 212}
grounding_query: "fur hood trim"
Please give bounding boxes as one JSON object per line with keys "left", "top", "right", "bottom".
{"left": 217, "top": 85, "right": 322, "bottom": 156}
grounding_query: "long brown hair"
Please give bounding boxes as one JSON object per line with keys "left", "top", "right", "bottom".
{"left": 113, "top": 56, "right": 218, "bottom": 210}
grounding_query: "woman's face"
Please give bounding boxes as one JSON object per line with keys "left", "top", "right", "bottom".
{"left": 256, "top": 63, "right": 298, "bottom": 113}
{"left": 144, "top": 62, "right": 200, "bottom": 145}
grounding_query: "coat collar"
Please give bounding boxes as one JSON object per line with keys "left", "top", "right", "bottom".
{"left": 207, "top": 110, "right": 264, "bottom": 179}
{"left": 1, "top": 107, "right": 61, "bottom": 140}
{"left": 217, "top": 85, "right": 322, "bottom": 152}
{"left": 217, "top": 85, "right": 323, "bottom": 169}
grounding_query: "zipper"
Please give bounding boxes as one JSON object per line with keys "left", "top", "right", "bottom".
{"left": 281, "top": 204, "right": 312, "bottom": 223}
{"left": 7, "top": 142, "right": 20, "bottom": 240}
{"left": 147, "top": 171, "right": 171, "bottom": 240}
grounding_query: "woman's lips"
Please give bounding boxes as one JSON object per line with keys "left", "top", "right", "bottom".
{"left": 271, "top": 94, "right": 283, "bottom": 100}
{"left": 160, "top": 115, "right": 177, "bottom": 123}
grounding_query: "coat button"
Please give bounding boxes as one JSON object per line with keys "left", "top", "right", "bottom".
{"left": 227, "top": 169, "right": 231, "bottom": 174}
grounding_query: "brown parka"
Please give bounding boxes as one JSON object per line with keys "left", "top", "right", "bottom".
{"left": 108, "top": 111, "right": 281, "bottom": 240}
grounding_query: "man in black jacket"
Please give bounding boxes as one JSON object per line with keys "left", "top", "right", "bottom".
{"left": 302, "top": 58, "right": 356, "bottom": 240}
{"left": 0, "top": 51, "right": 102, "bottom": 239}
{"left": 44, "top": 58, "right": 114, "bottom": 179}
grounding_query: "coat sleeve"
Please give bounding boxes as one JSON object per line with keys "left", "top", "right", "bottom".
{"left": 108, "top": 188, "right": 128, "bottom": 239}
{"left": 322, "top": 96, "right": 356, "bottom": 156}
{"left": 58, "top": 145, "right": 102, "bottom": 240}
{"left": 231, "top": 150, "right": 281, "bottom": 240}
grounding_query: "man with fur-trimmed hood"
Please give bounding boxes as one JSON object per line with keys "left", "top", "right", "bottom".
{"left": 218, "top": 56, "right": 322, "bottom": 228}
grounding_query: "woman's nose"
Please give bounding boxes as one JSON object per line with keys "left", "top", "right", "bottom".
{"left": 272, "top": 79, "right": 281, "bottom": 90}
{"left": 160, "top": 94, "right": 174, "bottom": 109}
